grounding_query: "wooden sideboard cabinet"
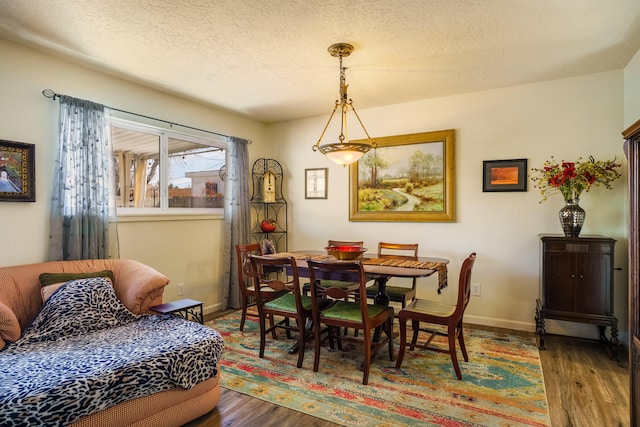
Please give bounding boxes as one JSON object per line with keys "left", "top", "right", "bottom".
{"left": 535, "top": 234, "right": 618, "bottom": 358}
{"left": 623, "top": 119, "right": 640, "bottom": 426}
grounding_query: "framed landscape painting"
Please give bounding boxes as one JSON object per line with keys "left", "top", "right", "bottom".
{"left": 349, "top": 129, "right": 455, "bottom": 222}
{"left": 0, "top": 140, "right": 35, "bottom": 202}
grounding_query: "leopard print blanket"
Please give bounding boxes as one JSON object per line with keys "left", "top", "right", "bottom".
{"left": 0, "top": 277, "right": 224, "bottom": 427}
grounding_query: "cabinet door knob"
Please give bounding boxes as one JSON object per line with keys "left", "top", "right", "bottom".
{"left": 570, "top": 274, "right": 575, "bottom": 278}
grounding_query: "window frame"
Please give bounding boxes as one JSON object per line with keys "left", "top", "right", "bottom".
{"left": 111, "top": 117, "right": 227, "bottom": 217}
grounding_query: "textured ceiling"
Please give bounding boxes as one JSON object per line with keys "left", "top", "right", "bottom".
{"left": 1, "top": 0, "right": 640, "bottom": 124}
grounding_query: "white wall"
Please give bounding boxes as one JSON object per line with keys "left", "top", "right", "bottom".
{"left": 0, "top": 39, "right": 269, "bottom": 313}
{"left": 269, "top": 71, "right": 628, "bottom": 341}
{"left": 115, "top": 216, "right": 226, "bottom": 307}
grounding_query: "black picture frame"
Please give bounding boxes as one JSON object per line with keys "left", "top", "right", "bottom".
{"left": 483, "top": 158, "right": 527, "bottom": 192}
{"left": 0, "top": 140, "right": 35, "bottom": 202}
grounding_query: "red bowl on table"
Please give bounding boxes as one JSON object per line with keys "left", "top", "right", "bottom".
{"left": 325, "top": 245, "right": 367, "bottom": 260}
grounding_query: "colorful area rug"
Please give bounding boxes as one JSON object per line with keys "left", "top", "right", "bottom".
{"left": 209, "top": 312, "right": 551, "bottom": 426}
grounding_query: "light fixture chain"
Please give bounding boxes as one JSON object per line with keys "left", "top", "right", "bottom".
{"left": 312, "top": 42, "right": 374, "bottom": 166}
{"left": 339, "top": 55, "right": 348, "bottom": 102}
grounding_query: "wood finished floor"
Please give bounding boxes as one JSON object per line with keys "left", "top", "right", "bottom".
{"left": 186, "top": 311, "right": 630, "bottom": 427}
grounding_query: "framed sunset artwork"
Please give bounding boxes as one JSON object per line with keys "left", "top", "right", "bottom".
{"left": 482, "top": 158, "right": 527, "bottom": 192}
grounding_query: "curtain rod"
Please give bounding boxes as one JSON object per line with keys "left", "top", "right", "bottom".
{"left": 41, "top": 88, "right": 248, "bottom": 142}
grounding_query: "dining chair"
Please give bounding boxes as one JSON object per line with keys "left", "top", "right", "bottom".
{"left": 307, "top": 258, "right": 394, "bottom": 385}
{"left": 303, "top": 240, "right": 364, "bottom": 297}
{"left": 234, "top": 243, "right": 286, "bottom": 332}
{"left": 303, "top": 240, "right": 365, "bottom": 336}
{"left": 366, "top": 242, "right": 419, "bottom": 309}
{"left": 248, "top": 254, "right": 316, "bottom": 368}
{"left": 395, "top": 252, "right": 477, "bottom": 380}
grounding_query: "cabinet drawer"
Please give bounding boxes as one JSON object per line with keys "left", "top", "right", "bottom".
{"left": 544, "top": 241, "right": 612, "bottom": 254}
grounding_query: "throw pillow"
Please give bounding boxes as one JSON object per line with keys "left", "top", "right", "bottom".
{"left": 39, "top": 270, "right": 115, "bottom": 287}
{"left": 39, "top": 270, "right": 114, "bottom": 303}
{"left": 0, "top": 300, "right": 21, "bottom": 350}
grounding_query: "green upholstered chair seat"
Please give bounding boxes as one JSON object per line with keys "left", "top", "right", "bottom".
{"left": 265, "top": 293, "right": 313, "bottom": 312}
{"left": 304, "top": 279, "right": 357, "bottom": 290}
{"left": 321, "top": 300, "right": 389, "bottom": 322}
{"left": 321, "top": 280, "right": 358, "bottom": 289}
{"left": 366, "top": 284, "right": 414, "bottom": 297}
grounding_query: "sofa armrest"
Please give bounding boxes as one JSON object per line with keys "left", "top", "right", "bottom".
{"left": 110, "top": 260, "right": 170, "bottom": 314}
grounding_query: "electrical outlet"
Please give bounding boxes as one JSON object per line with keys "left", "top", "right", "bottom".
{"left": 177, "top": 283, "right": 185, "bottom": 296}
{"left": 471, "top": 283, "right": 481, "bottom": 297}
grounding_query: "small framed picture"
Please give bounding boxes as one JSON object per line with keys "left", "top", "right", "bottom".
{"left": 0, "top": 140, "right": 35, "bottom": 202}
{"left": 305, "top": 168, "right": 327, "bottom": 199}
{"left": 482, "top": 159, "right": 528, "bottom": 192}
{"left": 260, "top": 239, "right": 276, "bottom": 255}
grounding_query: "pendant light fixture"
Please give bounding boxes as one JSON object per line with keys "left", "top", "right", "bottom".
{"left": 312, "top": 43, "right": 375, "bottom": 166}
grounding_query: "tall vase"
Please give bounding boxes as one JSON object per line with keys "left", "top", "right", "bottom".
{"left": 559, "top": 198, "right": 585, "bottom": 237}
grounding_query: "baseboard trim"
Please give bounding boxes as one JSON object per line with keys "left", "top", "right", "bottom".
{"left": 464, "top": 314, "right": 535, "bottom": 332}
{"left": 464, "top": 314, "right": 607, "bottom": 338}
{"left": 464, "top": 314, "right": 629, "bottom": 348}
{"left": 204, "top": 303, "right": 226, "bottom": 315}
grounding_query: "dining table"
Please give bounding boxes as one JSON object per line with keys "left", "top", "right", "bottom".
{"left": 271, "top": 250, "right": 450, "bottom": 305}
{"left": 264, "top": 250, "right": 450, "bottom": 353}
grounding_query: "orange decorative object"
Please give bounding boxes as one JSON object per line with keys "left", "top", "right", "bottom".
{"left": 260, "top": 219, "right": 277, "bottom": 233}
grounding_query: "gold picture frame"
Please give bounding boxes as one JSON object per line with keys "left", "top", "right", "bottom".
{"left": 0, "top": 140, "right": 35, "bottom": 202}
{"left": 349, "top": 129, "right": 455, "bottom": 222}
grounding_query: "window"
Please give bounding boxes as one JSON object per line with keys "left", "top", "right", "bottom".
{"left": 111, "top": 119, "right": 226, "bottom": 213}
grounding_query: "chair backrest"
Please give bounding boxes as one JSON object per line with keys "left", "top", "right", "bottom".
{"left": 328, "top": 240, "right": 364, "bottom": 248}
{"left": 307, "top": 258, "right": 370, "bottom": 319}
{"left": 378, "top": 242, "right": 419, "bottom": 259}
{"left": 248, "top": 254, "right": 304, "bottom": 312}
{"left": 235, "top": 243, "right": 262, "bottom": 297}
{"left": 454, "top": 252, "right": 477, "bottom": 319}
{"left": 379, "top": 242, "right": 419, "bottom": 288}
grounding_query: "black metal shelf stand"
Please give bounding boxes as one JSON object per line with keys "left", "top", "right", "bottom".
{"left": 250, "top": 158, "right": 287, "bottom": 252}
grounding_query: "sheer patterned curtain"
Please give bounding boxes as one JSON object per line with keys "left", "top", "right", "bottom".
{"left": 222, "top": 136, "right": 251, "bottom": 309}
{"left": 48, "top": 95, "right": 118, "bottom": 261}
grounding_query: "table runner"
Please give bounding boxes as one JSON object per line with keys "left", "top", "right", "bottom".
{"left": 275, "top": 252, "right": 448, "bottom": 293}
{"left": 362, "top": 257, "right": 448, "bottom": 293}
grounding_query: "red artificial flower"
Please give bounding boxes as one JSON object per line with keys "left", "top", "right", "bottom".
{"left": 549, "top": 175, "right": 564, "bottom": 187}
{"left": 562, "top": 163, "right": 576, "bottom": 179}
{"left": 532, "top": 156, "right": 621, "bottom": 203}
{"left": 583, "top": 172, "right": 596, "bottom": 185}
